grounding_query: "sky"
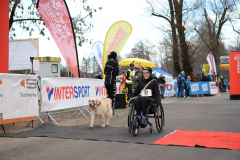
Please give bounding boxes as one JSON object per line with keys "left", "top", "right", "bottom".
{"left": 12, "top": 0, "right": 240, "bottom": 67}
{"left": 16, "top": 0, "right": 163, "bottom": 66}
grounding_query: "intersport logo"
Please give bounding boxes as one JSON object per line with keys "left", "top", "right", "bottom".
{"left": 95, "top": 86, "right": 106, "bottom": 96}
{"left": 46, "top": 85, "right": 90, "bottom": 101}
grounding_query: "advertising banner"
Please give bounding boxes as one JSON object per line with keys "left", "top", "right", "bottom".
{"left": 164, "top": 82, "right": 174, "bottom": 97}
{"left": 37, "top": 0, "right": 80, "bottom": 78}
{"left": 209, "top": 82, "right": 218, "bottom": 95}
{"left": 201, "top": 82, "right": 210, "bottom": 95}
{"left": 0, "top": 0, "right": 9, "bottom": 73}
{"left": 91, "top": 41, "right": 104, "bottom": 71}
{"left": 229, "top": 52, "right": 240, "bottom": 95}
{"left": 0, "top": 74, "right": 39, "bottom": 124}
{"left": 219, "top": 64, "right": 229, "bottom": 70}
{"left": 41, "top": 77, "right": 106, "bottom": 112}
{"left": 102, "top": 21, "right": 132, "bottom": 79}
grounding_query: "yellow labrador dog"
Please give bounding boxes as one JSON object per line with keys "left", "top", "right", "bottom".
{"left": 88, "top": 97, "right": 112, "bottom": 129}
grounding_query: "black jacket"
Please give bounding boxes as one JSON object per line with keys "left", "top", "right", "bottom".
{"left": 134, "top": 77, "right": 161, "bottom": 105}
{"left": 158, "top": 77, "right": 165, "bottom": 84}
{"left": 104, "top": 59, "right": 119, "bottom": 84}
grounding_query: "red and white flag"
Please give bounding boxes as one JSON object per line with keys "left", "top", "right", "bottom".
{"left": 206, "top": 52, "right": 217, "bottom": 81}
{"left": 37, "top": 0, "right": 80, "bottom": 78}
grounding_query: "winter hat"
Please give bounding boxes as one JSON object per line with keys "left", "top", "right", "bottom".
{"left": 143, "top": 67, "right": 152, "bottom": 75}
{"left": 110, "top": 51, "right": 117, "bottom": 60}
{"left": 129, "top": 63, "right": 134, "bottom": 67}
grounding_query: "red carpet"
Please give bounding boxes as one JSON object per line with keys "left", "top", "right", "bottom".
{"left": 153, "top": 130, "right": 240, "bottom": 150}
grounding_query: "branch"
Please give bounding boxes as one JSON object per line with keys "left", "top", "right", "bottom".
{"left": 13, "top": 18, "right": 43, "bottom": 23}
{"left": 194, "top": 27, "right": 211, "bottom": 50}
{"left": 152, "top": 13, "right": 171, "bottom": 23}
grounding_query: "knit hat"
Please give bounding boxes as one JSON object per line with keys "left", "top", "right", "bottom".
{"left": 110, "top": 51, "right": 117, "bottom": 60}
{"left": 129, "top": 63, "right": 134, "bottom": 67}
{"left": 143, "top": 67, "right": 152, "bottom": 75}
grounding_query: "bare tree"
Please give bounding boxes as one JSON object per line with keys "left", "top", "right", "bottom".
{"left": 9, "top": 0, "right": 102, "bottom": 46}
{"left": 147, "top": 0, "right": 181, "bottom": 74}
{"left": 194, "top": 0, "right": 237, "bottom": 74}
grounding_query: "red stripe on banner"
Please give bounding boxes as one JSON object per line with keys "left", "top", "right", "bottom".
{"left": 37, "top": 0, "right": 80, "bottom": 78}
{"left": 153, "top": 130, "right": 240, "bottom": 150}
{"left": 210, "top": 52, "right": 215, "bottom": 81}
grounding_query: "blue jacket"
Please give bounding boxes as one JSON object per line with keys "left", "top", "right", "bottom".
{"left": 207, "top": 74, "right": 213, "bottom": 81}
{"left": 186, "top": 79, "right": 191, "bottom": 89}
{"left": 224, "top": 79, "right": 228, "bottom": 85}
{"left": 177, "top": 74, "right": 185, "bottom": 86}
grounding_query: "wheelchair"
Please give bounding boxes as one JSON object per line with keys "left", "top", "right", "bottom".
{"left": 128, "top": 98, "right": 165, "bottom": 137}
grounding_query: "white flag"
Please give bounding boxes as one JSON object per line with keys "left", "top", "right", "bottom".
{"left": 91, "top": 41, "right": 104, "bottom": 71}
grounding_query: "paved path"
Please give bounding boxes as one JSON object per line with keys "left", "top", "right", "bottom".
{"left": 0, "top": 93, "right": 240, "bottom": 160}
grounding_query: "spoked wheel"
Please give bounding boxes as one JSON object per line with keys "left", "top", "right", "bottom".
{"left": 155, "top": 107, "right": 165, "bottom": 133}
{"left": 132, "top": 118, "right": 139, "bottom": 137}
{"left": 128, "top": 105, "right": 134, "bottom": 132}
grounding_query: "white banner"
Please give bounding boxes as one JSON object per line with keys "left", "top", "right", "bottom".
{"left": 41, "top": 77, "right": 106, "bottom": 112}
{"left": 164, "top": 82, "right": 174, "bottom": 97}
{"left": 209, "top": 82, "right": 218, "bottom": 95}
{"left": 91, "top": 41, "right": 104, "bottom": 71}
{"left": 0, "top": 74, "right": 39, "bottom": 123}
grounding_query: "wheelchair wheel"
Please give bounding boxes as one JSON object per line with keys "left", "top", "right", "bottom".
{"left": 155, "top": 107, "right": 165, "bottom": 133}
{"left": 128, "top": 105, "right": 135, "bottom": 132}
{"left": 132, "top": 118, "right": 139, "bottom": 137}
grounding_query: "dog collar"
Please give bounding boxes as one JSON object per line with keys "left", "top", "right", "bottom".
{"left": 98, "top": 101, "right": 101, "bottom": 107}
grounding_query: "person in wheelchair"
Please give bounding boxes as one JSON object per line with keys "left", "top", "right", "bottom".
{"left": 133, "top": 67, "right": 162, "bottom": 127}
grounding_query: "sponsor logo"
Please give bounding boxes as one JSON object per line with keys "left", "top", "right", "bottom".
{"left": 95, "top": 86, "right": 106, "bottom": 96}
{"left": 107, "top": 28, "right": 126, "bottom": 54}
{"left": 97, "top": 44, "right": 103, "bottom": 65}
{"left": 19, "top": 79, "right": 37, "bottom": 97}
{"left": 234, "top": 54, "right": 240, "bottom": 61}
{"left": 0, "top": 79, "right": 2, "bottom": 85}
{"left": 46, "top": 85, "right": 91, "bottom": 101}
{"left": 20, "top": 79, "right": 37, "bottom": 89}
{"left": 166, "top": 84, "right": 173, "bottom": 91}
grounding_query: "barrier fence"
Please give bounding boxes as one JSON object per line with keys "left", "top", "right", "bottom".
{"left": 174, "top": 82, "right": 219, "bottom": 97}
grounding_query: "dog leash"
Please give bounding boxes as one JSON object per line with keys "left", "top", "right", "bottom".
{"left": 94, "top": 79, "right": 155, "bottom": 128}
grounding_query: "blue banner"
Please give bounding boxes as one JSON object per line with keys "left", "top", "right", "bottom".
{"left": 175, "top": 82, "right": 210, "bottom": 96}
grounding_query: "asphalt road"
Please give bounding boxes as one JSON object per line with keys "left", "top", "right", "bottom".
{"left": 0, "top": 93, "right": 240, "bottom": 160}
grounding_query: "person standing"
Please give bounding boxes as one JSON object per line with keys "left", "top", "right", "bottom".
{"left": 186, "top": 76, "right": 191, "bottom": 98}
{"left": 224, "top": 76, "right": 228, "bottom": 92}
{"left": 219, "top": 75, "right": 225, "bottom": 93}
{"left": 126, "top": 63, "right": 134, "bottom": 101}
{"left": 104, "top": 51, "right": 119, "bottom": 116}
{"left": 159, "top": 74, "right": 166, "bottom": 99}
{"left": 177, "top": 72, "right": 185, "bottom": 99}
{"left": 132, "top": 65, "right": 142, "bottom": 90}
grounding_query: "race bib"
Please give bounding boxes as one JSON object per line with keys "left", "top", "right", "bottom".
{"left": 141, "top": 89, "right": 152, "bottom": 96}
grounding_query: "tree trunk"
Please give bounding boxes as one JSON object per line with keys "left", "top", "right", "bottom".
{"left": 173, "top": 0, "right": 193, "bottom": 76}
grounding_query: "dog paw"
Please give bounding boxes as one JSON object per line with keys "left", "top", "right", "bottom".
{"left": 89, "top": 126, "right": 93, "bottom": 129}
{"left": 101, "top": 125, "right": 105, "bottom": 128}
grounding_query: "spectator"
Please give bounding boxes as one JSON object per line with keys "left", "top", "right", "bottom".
{"left": 159, "top": 73, "right": 166, "bottom": 99}
{"left": 126, "top": 63, "right": 134, "bottom": 101}
{"left": 177, "top": 72, "right": 185, "bottom": 99}
{"left": 186, "top": 76, "right": 191, "bottom": 98}
{"left": 219, "top": 75, "right": 225, "bottom": 93}
{"left": 121, "top": 70, "right": 126, "bottom": 83}
{"left": 224, "top": 76, "right": 228, "bottom": 92}
{"left": 207, "top": 73, "right": 213, "bottom": 81}
{"left": 132, "top": 65, "right": 142, "bottom": 90}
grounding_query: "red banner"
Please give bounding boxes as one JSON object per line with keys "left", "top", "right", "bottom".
{"left": 0, "top": 1, "right": 9, "bottom": 73}
{"left": 230, "top": 52, "right": 240, "bottom": 95}
{"left": 37, "top": 0, "right": 80, "bottom": 78}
